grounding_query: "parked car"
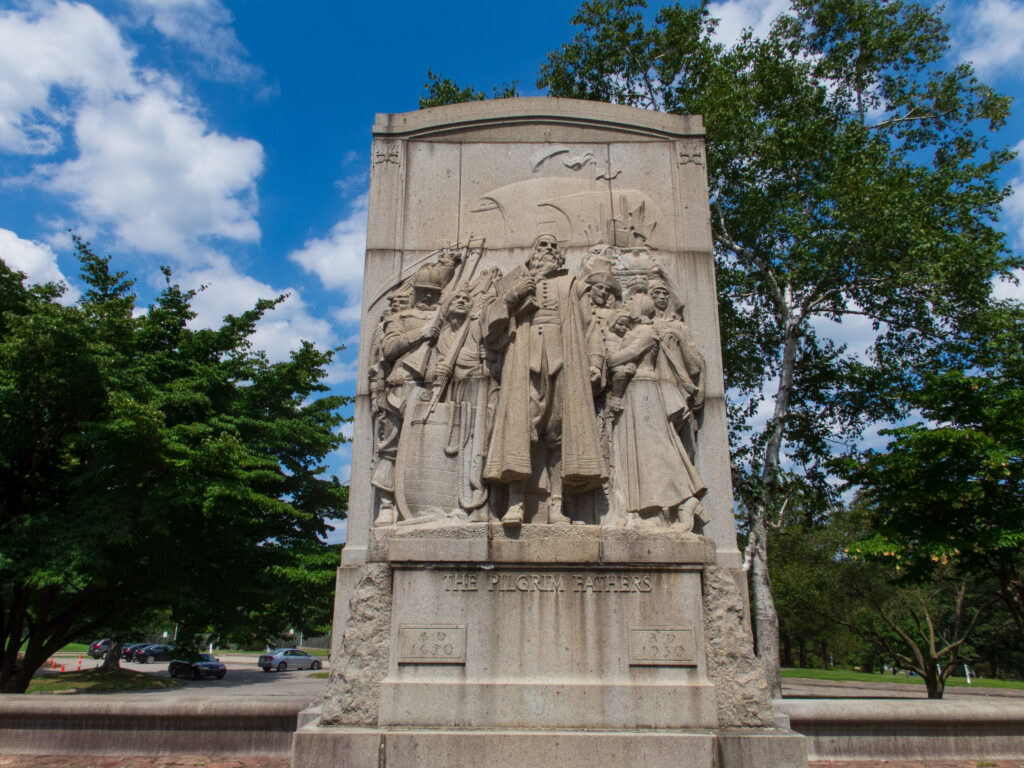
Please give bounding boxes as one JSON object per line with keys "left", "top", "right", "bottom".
{"left": 168, "top": 653, "right": 226, "bottom": 680}
{"left": 133, "top": 644, "right": 174, "bottom": 663}
{"left": 88, "top": 639, "right": 110, "bottom": 659}
{"left": 122, "top": 643, "right": 150, "bottom": 662}
{"left": 258, "top": 648, "right": 322, "bottom": 672}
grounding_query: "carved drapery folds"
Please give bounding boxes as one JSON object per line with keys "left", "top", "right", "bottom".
{"left": 368, "top": 175, "right": 708, "bottom": 533}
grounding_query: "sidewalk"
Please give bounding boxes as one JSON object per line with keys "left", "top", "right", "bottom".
{"left": 0, "top": 759, "right": 289, "bottom": 768}
{"left": 1, "top": 757, "right": 1023, "bottom": 767}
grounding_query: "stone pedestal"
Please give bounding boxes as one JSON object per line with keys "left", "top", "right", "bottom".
{"left": 293, "top": 527, "right": 805, "bottom": 767}
{"left": 295, "top": 99, "right": 806, "bottom": 767}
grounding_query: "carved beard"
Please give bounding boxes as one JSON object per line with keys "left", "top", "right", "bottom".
{"left": 531, "top": 252, "right": 561, "bottom": 276}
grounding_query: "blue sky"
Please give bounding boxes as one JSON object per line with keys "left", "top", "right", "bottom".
{"left": 1, "top": 0, "right": 1022, "bottom": 544}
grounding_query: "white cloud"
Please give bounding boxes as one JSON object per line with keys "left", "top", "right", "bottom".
{"left": 35, "top": 83, "right": 263, "bottom": 257}
{"left": 1004, "top": 140, "right": 1024, "bottom": 242}
{"left": 995, "top": 141, "right": 1024, "bottom": 303}
{"left": 954, "top": 0, "right": 1024, "bottom": 78}
{"left": 0, "top": 1, "right": 264, "bottom": 259}
{"left": 177, "top": 258, "right": 334, "bottom": 362}
{"left": 125, "top": 0, "right": 259, "bottom": 82}
{"left": 289, "top": 194, "right": 367, "bottom": 322}
{"left": 809, "top": 307, "right": 880, "bottom": 362}
{"left": 0, "top": 1, "right": 137, "bottom": 154}
{"left": 993, "top": 269, "right": 1024, "bottom": 302}
{"left": 0, "top": 227, "right": 78, "bottom": 298}
{"left": 709, "top": 0, "right": 792, "bottom": 44}
{"left": 325, "top": 358, "right": 360, "bottom": 384}
{"left": 325, "top": 516, "right": 348, "bottom": 545}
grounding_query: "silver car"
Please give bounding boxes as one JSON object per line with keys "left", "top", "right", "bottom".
{"left": 257, "top": 648, "right": 322, "bottom": 672}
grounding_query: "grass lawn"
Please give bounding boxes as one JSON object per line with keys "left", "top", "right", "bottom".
{"left": 17, "top": 641, "right": 90, "bottom": 654}
{"left": 27, "top": 669, "right": 182, "bottom": 694}
{"left": 57, "top": 642, "right": 90, "bottom": 654}
{"left": 782, "top": 667, "right": 1024, "bottom": 690}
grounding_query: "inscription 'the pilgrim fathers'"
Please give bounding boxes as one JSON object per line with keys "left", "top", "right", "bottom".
{"left": 441, "top": 571, "right": 655, "bottom": 593}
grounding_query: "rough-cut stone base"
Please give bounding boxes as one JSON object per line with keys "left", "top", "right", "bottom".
{"left": 291, "top": 721, "right": 806, "bottom": 768}
{"left": 321, "top": 563, "right": 393, "bottom": 725}
{"left": 702, "top": 565, "right": 775, "bottom": 727}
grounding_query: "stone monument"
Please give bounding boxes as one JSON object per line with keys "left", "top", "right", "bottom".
{"left": 292, "top": 98, "right": 807, "bottom": 768}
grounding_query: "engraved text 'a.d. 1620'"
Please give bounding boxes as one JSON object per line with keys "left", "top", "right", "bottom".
{"left": 441, "top": 571, "right": 655, "bottom": 593}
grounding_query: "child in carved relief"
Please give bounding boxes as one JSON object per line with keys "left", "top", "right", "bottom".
{"left": 604, "top": 309, "right": 636, "bottom": 415}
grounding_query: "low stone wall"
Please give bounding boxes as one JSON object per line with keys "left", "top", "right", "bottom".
{"left": 0, "top": 698, "right": 300, "bottom": 756}
{"left": 4, "top": 696, "right": 1023, "bottom": 761}
{"left": 779, "top": 698, "right": 1024, "bottom": 761}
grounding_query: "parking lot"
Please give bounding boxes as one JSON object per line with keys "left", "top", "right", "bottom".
{"left": 42, "top": 653, "right": 329, "bottom": 706}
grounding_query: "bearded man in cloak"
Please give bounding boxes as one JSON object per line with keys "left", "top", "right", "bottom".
{"left": 482, "top": 234, "right": 606, "bottom": 526}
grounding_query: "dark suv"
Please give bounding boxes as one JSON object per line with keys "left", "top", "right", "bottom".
{"left": 133, "top": 644, "right": 174, "bottom": 663}
{"left": 88, "top": 639, "right": 111, "bottom": 659}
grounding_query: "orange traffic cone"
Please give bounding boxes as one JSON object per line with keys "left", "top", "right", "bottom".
{"left": 76, "top": 656, "right": 82, "bottom": 671}
{"left": 60, "top": 664, "right": 65, "bottom": 672}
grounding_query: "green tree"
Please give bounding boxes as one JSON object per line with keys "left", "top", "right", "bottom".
{"left": 0, "top": 239, "right": 349, "bottom": 693}
{"left": 833, "top": 550, "right": 991, "bottom": 698}
{"left": 535, "top": 0, "right": 1016, "bottom": 694}
{"left": 422, "top": 0, "right": 1017, "bottom": 695}
{"left": 846, "top": 305, "right": 1024, "bottom": 645}
{"left": 419, "top": 68, "right": 519, "bottom": 109}
{"left": 771, "top": 511, "right": 864, "bottom": 670}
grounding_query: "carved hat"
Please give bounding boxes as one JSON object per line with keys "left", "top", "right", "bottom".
{"left": 584, "top": 271, "right": 623, "bottom": 298}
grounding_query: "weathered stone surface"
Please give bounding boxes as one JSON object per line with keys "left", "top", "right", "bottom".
{"left": 702, "top": 565, "right": 774, "bottom": 727}
{"left": 348, "top": 98, "right": 730, "bottom": 548}
{"left": 379, "top": 562, "right": 716, "bottom": 730}
{"left": 321, "top": 563, "right": 392, "bottom": 726}
{"left": 779, "top": 698, "right": 1024, "bottom": 761}
{"left": 0, "top": 698, "right": 298, "bottom": 755}
{"left": 380, "top": 522, "right": 715, "bottom": 564}
{"left": 717, "top": 728, "right": 808, "bottom": 768}
{"left": 602, "top": 527, "right": 715, "bottom": 563}
{"left": 303, "top": 98, "right": 803, "bottom": 768}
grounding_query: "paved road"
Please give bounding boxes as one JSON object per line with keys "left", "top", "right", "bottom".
{"left": 2, "top": 757, "right": 1023, "bottom": 768}
{"left": 38, "top": 653, "right": 328, "bottom": 706}
{"left": 40, "top": 656, "right": 1024, "bottom": 704}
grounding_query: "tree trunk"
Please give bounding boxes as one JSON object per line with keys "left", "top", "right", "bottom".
{"left": 749, "top": 516, "right": 782, "bottom": 697}
{"left": 101, "top": 640, "right": 123, "bottom": 672}
{"left": 798, "top": 637, "right": 807, "bottom": 669}
{"left": 747, "top": 307, "right": 800, "bottom": 698}
{"left": 923, "top": 664, "right": 945, "bottom": 699}
{"left": 781, "top": 630, "right": 792, "bottom": 667}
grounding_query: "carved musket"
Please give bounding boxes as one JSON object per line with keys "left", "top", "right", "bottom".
{"left": 401, "top": 239, "right": 476, "bottom": 378}
{"left": 411, "top": 242, "right": 487, "bottom": 426}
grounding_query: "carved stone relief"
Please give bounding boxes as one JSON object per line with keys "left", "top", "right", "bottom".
{"left": 373, "top": 139, "right": 401, "bottom": 166}
{"left": 677, "top": 139, "right": 704, "bottom": 167}
{"left": 369, "top": 150, "right": 708, "bottom": 533}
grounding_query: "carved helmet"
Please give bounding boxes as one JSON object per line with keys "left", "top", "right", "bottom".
{"left": 412, "top": 263, "right": 448, "bottom": 292}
